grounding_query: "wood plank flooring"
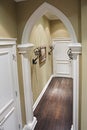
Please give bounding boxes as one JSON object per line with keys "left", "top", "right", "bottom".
{"left": 34, "top": 77, "right": 73, "bottom": 130}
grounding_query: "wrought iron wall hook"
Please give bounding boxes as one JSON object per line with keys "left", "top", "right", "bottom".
{"left": 48, "top": 45, "right": 54, "bottom": 55}
{"left": 32, "top": 47, "right": 40, "bottom": 64}
{"left": 32, "top": 57, "right": 38, "bottom": 64}
{"left": 34, "top": 47, "right": 40, "bottom": 56}
{"left": 67, "top": 48, "right": 73, "bottom": 60}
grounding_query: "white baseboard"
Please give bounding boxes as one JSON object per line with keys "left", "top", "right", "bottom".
{"left": 71, "top": 124, "right": 73, "bottom": 130}
{"left": 33, "top": 75, "right": 54, "bottom": 111}
{"left": 23, "top": 116, "right": 37, "bottom": 130}
{"left": 53, "top": 74, "right": 72, "bottom": 78}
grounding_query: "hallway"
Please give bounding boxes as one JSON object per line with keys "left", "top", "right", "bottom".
{"left": 34, "top": 77, "right": 73, "bottom": 130}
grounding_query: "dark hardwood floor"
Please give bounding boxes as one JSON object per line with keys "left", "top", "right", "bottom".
{"left": 34, "top": 77, "right": 73, "bottom": 130}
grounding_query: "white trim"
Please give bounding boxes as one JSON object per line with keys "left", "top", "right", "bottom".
{"left": 0, "top": 38, "right": 16, "bottom": 46}
{"left": 18, "top": 43, "right": 34, "bottom": 54}
{"left": 52, "top": 74, "right": 72, "bottom": 78}
{"left": 0, "top": 38, "right": 17, "bottom": 41}
{"left": 12, "top": 44, "right": 23, "bottom": 129}
{"left": 52, "top": 38, "right": 72, "bottom": 42}
{"left": 68, "top": 43, "right": 82, "bottom": 54}
{"left": 22, "top": 2, "right": 77, "bottom": 44}
{"left": 0, "top": 39, "right": 22, "bottom": 129}
{"left": 0, "top": 100, "right": 13, "bottom": 115}
{"left": 18, "top": 44, "right": 37, "bottom": 130}
{"left": 33, "top": 75, "right": 54, "bottom": 111}
{"left": 68, "top": 43, "right": 82, "bottom": 130}
{"left": 0, "top": 107, "right": 15, "bottom": 126}
{"left": 71, "top": 125, "right": 73, "bottom": 130}
{"left": 14, "top": 0, "right": 26, "bottom": 2}
{"left": 23, "top": 117, "right": 37, "bottom": 130}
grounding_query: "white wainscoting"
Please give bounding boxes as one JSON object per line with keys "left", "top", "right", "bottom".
{"left": 0, "top": 38, "right": 22, "bottom": 130}
{"left": 71, "top": 125, "right": 73, "bottom": 130}
{"left": 55, "top": 60, "right": 72, "bottom": 77}
{"left": 53, "top": 39, "right": 72, "bottom": 78}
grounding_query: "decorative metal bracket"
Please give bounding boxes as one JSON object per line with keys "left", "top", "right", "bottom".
{"left": 48, "top": 45, "right": 54, "bottom": 55}
{"left": 67, "top": 48, "right": 73, "bottom": 60}
{"left": 32, "top": 47, "right": 40, "bottom": 64}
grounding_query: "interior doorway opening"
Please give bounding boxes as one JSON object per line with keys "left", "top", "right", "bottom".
{"left": 29, "top": 14, "right": 73, "bottom": 104}
{"left": 20, "top": 2, "right": 81, "bottom": 130}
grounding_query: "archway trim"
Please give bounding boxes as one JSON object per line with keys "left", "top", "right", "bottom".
{"left": 21, "top": 2, "right": 77, "bottom": 44}
{"left": 20, "top": 2, "right": 81, "bottom": 130}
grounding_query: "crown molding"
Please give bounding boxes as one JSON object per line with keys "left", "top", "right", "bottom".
{"left": 14, "top": 0, "right": 26, "bottom": 2}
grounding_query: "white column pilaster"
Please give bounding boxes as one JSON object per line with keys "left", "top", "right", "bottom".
{"left": 72, "top": 54, "right": 79, "bottom": 130}
{"left": 18, "top": 43, "right": 37, "bottom": 130}
{"left": 68, "top": 43, "right": 82, "bottom": 130}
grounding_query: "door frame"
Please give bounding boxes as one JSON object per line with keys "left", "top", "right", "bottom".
{"left": 21, "top": 2, "right": 81, "bottom": 130}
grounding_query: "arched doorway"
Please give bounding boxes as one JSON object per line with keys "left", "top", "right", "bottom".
{"left": 22, "top": 2, "right": 77, "bottom": 43}
{"left": 18, "top": 2, "right": 81, "bottom": 130}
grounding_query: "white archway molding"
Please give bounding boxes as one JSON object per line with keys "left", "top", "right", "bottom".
{"left": 19, "top": 2, "right": 82, "bottom": 130}
{"left": 22, "top": 2, "right": 77, "bottom": 44}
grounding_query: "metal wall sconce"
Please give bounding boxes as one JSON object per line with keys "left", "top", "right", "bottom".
{"left": 48, "top": 45, "right": 54, "bottom": 55}
{"left": 32, "top": 47, "right": 40, "bottom": 64}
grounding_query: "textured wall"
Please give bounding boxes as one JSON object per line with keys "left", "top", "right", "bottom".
{"left": 29, "top": 16, "right": 52, "bottom": 103}
{"left": 50, "top": 20, "right": 70, "bottom": 39}
{"left": 0, "top": 0, "right": 17, "bottom": 38}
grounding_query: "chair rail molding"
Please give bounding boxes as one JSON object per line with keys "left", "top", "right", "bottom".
{"left": 68, "top": 43, "right": 82, "bottom": 130}
{"left": 17, "top": 43, "right": 37, "bottom": 130}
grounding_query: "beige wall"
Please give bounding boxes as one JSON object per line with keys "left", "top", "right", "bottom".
{"left": 81, "top": 0, "right": 87, "bottom": 130}
{"left": 30, "top": 17, "right": 70, "bottom": 103}
{"left": 16, "top": 0, "right": 80, "bottom": 43}
{"left": 0, "top": 0, "right": 17, "bottom": 38}
{"left": 29, "top": 16, "right": 52, "bottom": 103}
{"left": 50, "top": 20, "right": 70, "bottom": 39}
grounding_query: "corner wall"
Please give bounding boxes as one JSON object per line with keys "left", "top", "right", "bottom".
{"left": 81, "top": 0, "right": 87, "bottom": 130}
{"left": 50, "top": 20, "right": 70, "bottom": 39}
{"left": 0, "top": 0, "right": 17, "bottom": 38}
{"left": 29, "top": 16, "right": 52, "bottom": 103}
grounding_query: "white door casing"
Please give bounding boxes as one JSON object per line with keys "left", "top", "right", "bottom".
{"left": 53, "top": 39, "right": 72, "bottom": 78}
{"left": 0, "top": 39, "right": 22, "bottom": 130}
